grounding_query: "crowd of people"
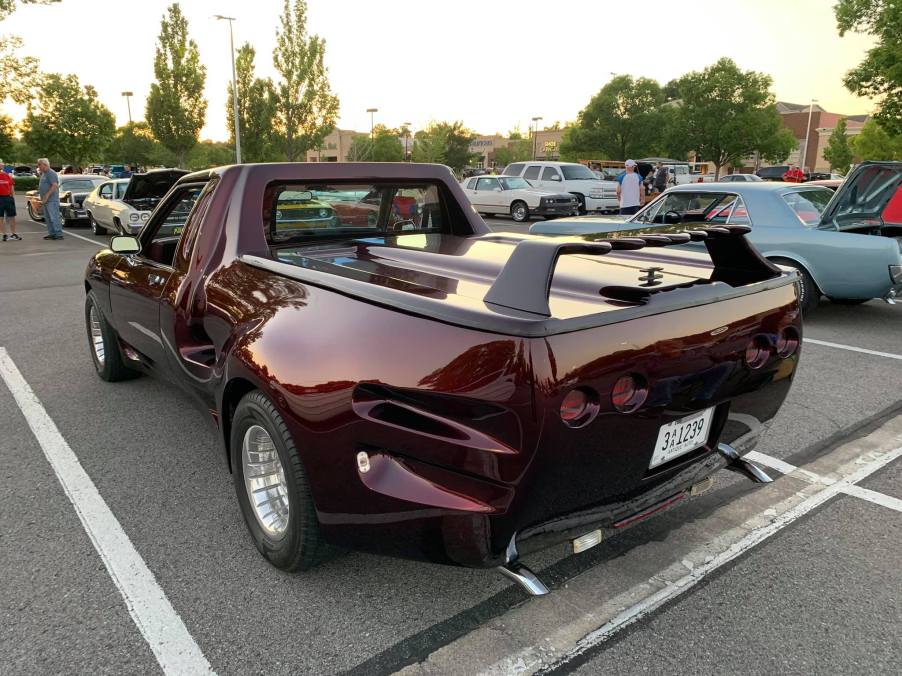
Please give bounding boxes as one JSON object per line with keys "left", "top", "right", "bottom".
{"left": 0, "top": 158, "right": 63, "bottom": 242}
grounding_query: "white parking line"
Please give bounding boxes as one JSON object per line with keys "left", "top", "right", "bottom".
{"left": 805, "top": 338, "right": 902, "bottom": 361}
{"left": 0, "top": 348, "right": 215, "bottom": 675}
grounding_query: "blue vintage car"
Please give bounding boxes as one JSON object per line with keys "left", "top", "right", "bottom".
{"left": 529, "top": 162, "right": 902, "bottom": 312}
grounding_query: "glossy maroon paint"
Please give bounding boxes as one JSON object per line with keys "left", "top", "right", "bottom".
{"left": 86, "top": 163, "right": 802, "bottom": 569}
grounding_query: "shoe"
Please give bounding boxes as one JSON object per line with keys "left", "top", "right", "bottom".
{"left": 52, "top": 235, "right": 64, "bottom": 240}
{"left": 43, "top": 234, "right": 53, "bottom": 239}
{"left": 8, "top": 234, "right": 21, "bottom": 241}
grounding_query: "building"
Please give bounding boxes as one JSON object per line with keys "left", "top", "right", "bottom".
{"left": 773, "top": 102, "right": 868, "bottom": 172}
{"left": 530, "top": 129, "right": 565, "bottom": 161}
{"left": 814, "top": 117, "right": 865, "bottom": 171}
{"left": 468, "top": 134, "right": 509, "bottom": 168}
{"left": 305, "top": 128, "right": 366, "bottom": 162}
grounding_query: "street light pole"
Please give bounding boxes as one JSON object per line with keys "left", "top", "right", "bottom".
{"left": 801, "top": 98, "right": 818, "bottom": 172}
{"left": 366, "top": 108, "right": 378, "bottom": 139}
{"left": 531, "top": 116, "right": 543, "bottom": 160}
{"left": 402, "top": 122, "right": 412, "bottom": 161}
{"left": 121, "top": 91, "right": 133, "bottom": 124}
{"left": 215, "top": 15, "right": 241, "bottom": 164}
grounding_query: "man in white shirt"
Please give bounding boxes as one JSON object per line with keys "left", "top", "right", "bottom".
{"left": 616, "top": 159, "right": 643, "bottom": 215}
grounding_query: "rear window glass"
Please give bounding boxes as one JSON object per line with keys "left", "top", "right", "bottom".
{"left": 265, "top": 183, "right": 445, "bottom": 243}
{"left": 783, "top": 189, "right": 832, "bottom": 225}
{"left": 504, "top": 163, "right": 525, "bottom": 176}
{"left": 523, "top": 166, "right": 541, "bottom": 180}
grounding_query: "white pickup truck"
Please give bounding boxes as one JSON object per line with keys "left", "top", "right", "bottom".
{"left": 502, "top": 161, "right": 619, "bottom": 214}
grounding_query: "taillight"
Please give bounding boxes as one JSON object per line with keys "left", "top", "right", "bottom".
{"left": 560, "top": 388, "right": 599, "bottom": 427}
{"left": 744, "top": 336, "right": 771, "bottom": 369}
{"left": 611, "top": 374, "right": 648, "bottom": 413}
{"left": 776, "top": 326, "right": 800, "bottom": 357}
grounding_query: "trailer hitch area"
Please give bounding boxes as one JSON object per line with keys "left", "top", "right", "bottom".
{"left": 497, "top": 536, "right": 550, "bottom": 596}
{"left": 717, "top": 443, "right": 773, "bottom": 484}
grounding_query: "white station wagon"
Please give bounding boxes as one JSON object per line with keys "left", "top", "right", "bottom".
{"left": 460, "top": 175, "right": 578, "bottom": 222}
{"left": 83, "top": 169, "right": 187, "bottom": 235}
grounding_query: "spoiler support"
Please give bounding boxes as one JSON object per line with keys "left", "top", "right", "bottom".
{"left": 483, "top": 226, "right": 781, "bottom": 317}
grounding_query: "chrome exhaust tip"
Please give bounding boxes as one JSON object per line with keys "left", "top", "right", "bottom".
{"left": 717, "top": 443, "right": 773, "bottom": 484}
{"left": 498, "top": 535, "right": 549, "bottom": 596}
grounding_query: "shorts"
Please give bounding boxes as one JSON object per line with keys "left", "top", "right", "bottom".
{"left": 0, "top": 195, "right": 15, "bottom": 217}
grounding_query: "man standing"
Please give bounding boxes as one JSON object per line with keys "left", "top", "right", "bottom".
{"left": 616, "top": 159, "right": 643, "bottom": 215}
{"left": 0, "top": 159, "right": 21, "bottom": 241}
{"left": 783, "top": 163, "right": 805, "bottom": 183}
{"left": 37, "top": 158, "right": 62, "bottom": 240}
{"left": 653, "top": 162, "right": 670, "bottom": 194}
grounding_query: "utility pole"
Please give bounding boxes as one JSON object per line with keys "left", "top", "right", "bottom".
{"left": 121, "top": 91, "right": 133, "bottom": 124}
{"left": 215, "top": 15, "right": 241, "bottom": 164}
{"left": 801, "top": 99, "right": 818, "bottom": 172}
{"left": 531, "top": 116, "right": 542, "bottom": 160}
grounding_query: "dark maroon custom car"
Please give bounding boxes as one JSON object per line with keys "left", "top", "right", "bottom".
{"left": 84, "top": 163, "right": 801, "bottom": 595}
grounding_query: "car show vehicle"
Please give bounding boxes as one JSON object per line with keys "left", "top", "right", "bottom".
{"left": 25, "top": 175, "right": 105, "bottom": 225}
{"left": 460, "top": 175, "right": 579, "bottom": 222}
{"left": 502, "top": 161, "right": 619, "bottom": 214}
{"left": 84, "top": 162, "right": 801, "bottom": 594}
{"left": 84, "top": 169, "right": 188, "bottom": 235}
{"left": 530, "top": 162, "right": 902, "bottom": 312}
{"left": 719, "top": 173, "right": 764, "bottom": 183}
{"left": 108, "top": 164, "right": 133, "bottom": 179}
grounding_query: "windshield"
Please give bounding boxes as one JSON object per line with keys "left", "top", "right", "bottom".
{"left": 61, "top": 179, "right": 103, "bottom": 193}
{"left": 782, "top": 189, "right": 833, "bottom": 225}
{"left": 561, "top": 165, "right": 598, "bottom": 180}
{"left": 499, "top": 177, "right": 530, "bottom": 190}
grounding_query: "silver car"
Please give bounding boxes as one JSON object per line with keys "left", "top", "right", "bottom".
{"left": 529, "top": 162, "right": 902, "bottom": 312}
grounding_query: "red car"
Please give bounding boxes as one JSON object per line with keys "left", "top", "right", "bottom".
{"left": 84, "top": 163, "right": 800, "bottom": 595}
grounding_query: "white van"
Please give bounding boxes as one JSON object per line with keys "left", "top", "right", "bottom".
{"left": 502, "top": 161, "right": 619, "bottom": 214}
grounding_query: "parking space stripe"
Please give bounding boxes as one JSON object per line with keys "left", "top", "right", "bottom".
{"left": 0, "top": 347, "right": 215, "bottom": 675}
{"left": 805, "top": 338, "right": 902, "bottom": 361}
{"left": 840, "top": 484, "right": 902, "bottom": 513}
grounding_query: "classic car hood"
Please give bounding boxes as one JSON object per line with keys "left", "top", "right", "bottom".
{"left": 122, "top": 169, "right": 189, "bottom": 206}
{"left": 529, "top": 214, "right": 632, "bottom": 236}
{"left": 819, "top": 161, "right": 902, "bottom": 235}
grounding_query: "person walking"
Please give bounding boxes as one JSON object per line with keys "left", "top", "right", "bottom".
{"left": 616, "top": 159, "right": 643, "bottom": 215}
{"left": 0, "top": 160, "right": 21, "bottom": 241}
{"left": 37, "top": 158, "right": 63, "bottom": 240}
{"left": 653, "top": 162, "right": 670, "bottom": 194}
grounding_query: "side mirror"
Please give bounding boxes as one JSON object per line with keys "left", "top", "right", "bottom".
{"left": 111, "top": 235, "right": 140, "bottom": 254}
{"left": 550, "top": 175, "right": 561, "bottom": 181}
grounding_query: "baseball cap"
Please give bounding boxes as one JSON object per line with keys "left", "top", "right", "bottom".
{"left": 625, "top": 159, "right": 637, "bottom": 167}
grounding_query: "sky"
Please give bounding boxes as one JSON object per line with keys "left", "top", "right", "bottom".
{"left": 0, "top": 0, "right": 879, "bottom": 141}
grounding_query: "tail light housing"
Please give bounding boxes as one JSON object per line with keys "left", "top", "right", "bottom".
{"left": 611, "top": 374, "right": 648, "bottom": 413}
{"left": 560, "top": 388, "right": 599, "bottom": 427}
{"left": 744, "top": 336, "right": 771, "bottom": 369}
{"left": 776, "top": 326, "right": 800, "bottom": 357}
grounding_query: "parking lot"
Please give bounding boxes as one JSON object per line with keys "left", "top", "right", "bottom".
{"left": 2, "top": 202, "right": 901, "bottom": 675}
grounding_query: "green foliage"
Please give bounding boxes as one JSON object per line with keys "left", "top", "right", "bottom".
{"left": 9, "top": 137, "right": 35, "bottom": 164}
{"left": 559, "top": 75, "right": 666, "bottom": 162}
{"left": 228, "top": 43, "right": 277, "bottom": 163}
{"left": 13, "top": 175, "right": 38, "bottom": 190}
{"left": 0, "top": 1, "right": 60, "bottom": 104}
{"left": 21, "top": 73, "right": 115, "bottom": 165}
{"left": 835, "top": 0, "right": 902, "bottom": 136}
{"left": 822, "top": 118, "right": 853, "bottom": 173}
{"left": 411, "top": 122, "right": 478, "bottom": 171}
{"left": 186, "top": 141, "right": 235, "bottom": 171}
{"left": 146, "top": 3, "right": 207, "bottom": 168}
{"left": 849, "top": 119, "right": 902, "bottom": 160}
{"left": 346, "top": 125, "right": 404, "bottom": 162}
{"left": 493, "top": 138, "right": 532, "bottom": 167}
{"left": 666, "top": 58, "right": 796, "bottom": 177}
{"left": 272, "top": 0, "right": 340, "bottom": 161}
{"left": 107, "top": 122, "right": 173, "bottom": 167}
{"left": 0, "top": 114, "right": 14, "bottom": 159}
{"left": 0, "top": 0, "right": 59, "bottom": 21}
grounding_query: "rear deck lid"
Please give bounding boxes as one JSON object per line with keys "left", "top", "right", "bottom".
{"left": 819, "top": 161, "right": 902, "bottom": 232}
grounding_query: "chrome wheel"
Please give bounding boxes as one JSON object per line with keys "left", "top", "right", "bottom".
{"left": 242, "top": 424, "right": 290, "bottom": 538}
{"left": 89, "top": 306, "right": 105, "bottom": 365}
{"left": 511, "top": 202, "right": 528, "bottom": 222}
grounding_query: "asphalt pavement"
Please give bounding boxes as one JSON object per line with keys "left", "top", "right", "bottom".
{"left": 1, "top": 203, "right": 900, "bottom": 675}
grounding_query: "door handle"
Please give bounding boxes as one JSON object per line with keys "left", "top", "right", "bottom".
{"left": 148, "top": 273, "right": 165, "bottom": 287}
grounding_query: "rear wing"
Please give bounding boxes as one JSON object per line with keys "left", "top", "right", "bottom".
{"left": 483, "top": 225, "right": 782, "bottom": 316}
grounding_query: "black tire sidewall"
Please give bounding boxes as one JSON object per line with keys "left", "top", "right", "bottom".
{"left": 510, "top": 201, "right": 528, "bottom": 222}
{"left": 85, "top": 292, "right": 135, "bottom": 381}
{"left": 230, "top": 391, "right": 320, "bottom": 571}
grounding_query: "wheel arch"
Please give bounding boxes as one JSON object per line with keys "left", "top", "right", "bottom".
{"left": 219, "top": 375, "right": 260, "bottom": 472}
{"left": 765, "top": 253, "right": 823, "bottom": 295}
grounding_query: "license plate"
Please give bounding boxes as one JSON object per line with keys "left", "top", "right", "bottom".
{"left": 650, "top": 408, "right": 714, "bottom": 468}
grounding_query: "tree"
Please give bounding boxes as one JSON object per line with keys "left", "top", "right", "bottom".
{"left": 410, "top": 122, "right": 478, "bottom": 171}
{"left": 0, "top": 1, "right": 60, "bottom": 104}
{"left": 822, "top": 118, "right": 854, "bottom": 173}
{"left": 849, "top": 119, "right": 902, "bottom": 161}
{"left": 665, "top": 58, "right": 796, "bottom": 178}
{"left": 21, "top": 73, "right": 115, "bottom": 165}
{"left": 346, "top": 125, "right": 404, "bottom": 162}
{"left": 107, "top": 122, "right": 173, "bottom": 167}
{"left": 411, "top": 126, "right": 446, "bottom": 163}
{"left": 227, "top": 43, "right": 277, "bottom": 163}
{"left": 272, "top": 0, "right": 339, "bottom": 161}
{"left": 0, "top": 114, "right": 14, "bottom": 160}
{"left": 146, "top": 3, "right": 207, "bottom": 167}
{"left": 835, "top": 0, "right": 902, "bottom": 136}
{"left": 186, "top": 140, "right": 235, "bottom": 171}
{"left": 559, "top": 76, "right": 666, "bottom": 162}
{"left": 493, "top": 135, "right": 532, "bottom": 168}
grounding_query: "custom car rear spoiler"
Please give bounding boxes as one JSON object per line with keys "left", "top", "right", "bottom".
{"left": 484, "top": 225, "right": 782, "bottom": 316}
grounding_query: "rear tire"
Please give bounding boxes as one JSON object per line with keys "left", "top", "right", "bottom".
{"left": 231, "top": 390, "right": 325, "bottom": 572}
{"left": 85, "top": 292, "right": 139, "bottom": 382}
{"left": 773, "top": 259, "right": 819, "bottom": 314}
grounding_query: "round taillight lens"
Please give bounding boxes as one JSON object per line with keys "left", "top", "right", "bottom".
{"left": 776, "top": 326, "right": 800, "bottom": 358}
{"left": 744, "top": 337, "right": 770, "bottom": 369}
{"left": 560, "top": 388, "right": 599, "bottom": 427}
{"left": 611, "top": 374, "right": 648, "bottom": 413}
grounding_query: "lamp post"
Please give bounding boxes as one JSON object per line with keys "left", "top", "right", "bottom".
{"left": 366, "top": 108, "right": 378, "bottom": 139}
{"left": 801, "top": 98, "right": 818, "bottom": 173}
{"left": 121, "top": 91, "right": 133, "bottom": 124}
{"left": 531, "top": 116, "right": 543, "bottom": 160}
{"left": 402, "top": 122, "right": 412, "bottom": 161}
{"left": 215, "top": 15, "right": 241, "bottom": 164}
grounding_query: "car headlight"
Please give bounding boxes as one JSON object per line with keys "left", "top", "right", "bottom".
{"left": 319, "top": 208, "right": 329, "bottom": 218}
{"left": 140, "top": 212, "right": 149, "bottom": 221}
{"left": 129, "top": 213, "right": 140, "bottom": 222}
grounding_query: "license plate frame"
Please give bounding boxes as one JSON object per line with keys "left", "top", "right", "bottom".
{"left": 650, "top": 407, "right": 715, "bottom": 469}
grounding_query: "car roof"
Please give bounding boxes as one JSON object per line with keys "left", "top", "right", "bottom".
{"left": 668, "top": 181, "right": 828, "bottom": 194}
{"left": 513, "top": 160, "right": 583, "bottom": 167}
{"left": 59, "top": 174, "right": 105, "bottom": 180}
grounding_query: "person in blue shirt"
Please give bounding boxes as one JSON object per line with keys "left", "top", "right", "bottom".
{"left": 37, "top": 158, "right": 63, "bottom": 240}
